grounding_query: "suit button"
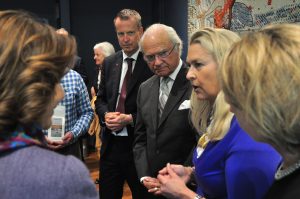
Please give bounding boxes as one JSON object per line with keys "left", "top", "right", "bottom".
{"left": 156, "top": 150, "right": 160, "bottom": 154}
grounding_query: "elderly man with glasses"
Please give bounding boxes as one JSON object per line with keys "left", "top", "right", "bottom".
{"left": 133, "top": 23, "right": 198, "bottom": 199}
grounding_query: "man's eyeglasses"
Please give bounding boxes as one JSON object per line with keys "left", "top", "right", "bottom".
{"left": 143, "top": 43, "right": 178, "bottom": 63}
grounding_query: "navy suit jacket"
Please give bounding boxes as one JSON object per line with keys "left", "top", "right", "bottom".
{"left": 95, "top": 50, "right": 153, "bottom": 157}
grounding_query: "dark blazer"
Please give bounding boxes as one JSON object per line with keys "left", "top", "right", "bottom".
{"left": 92, "top": 67, "right": 100, "bottom": 95}
{"left": 133, "top": 64, "right": 197, "bottom": 178}
{"left": 74, "top": 56, "right": 89, "bottom": 86}
{"left": 95, "top": 50, "right": 153, "bottom": 157}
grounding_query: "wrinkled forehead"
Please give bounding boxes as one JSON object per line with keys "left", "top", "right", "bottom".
{"left": 94, "top": 48, "right": 104, "bottom": 55}
{"left": 115, "top": 16, "right": 139, "bottom": 29}
{"left": 142, "top": 33, "right": 172, "bottom": 54}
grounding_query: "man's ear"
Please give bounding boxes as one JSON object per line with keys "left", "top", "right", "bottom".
{"left": 139, "top": 27, "right": 144, "bottom": 35}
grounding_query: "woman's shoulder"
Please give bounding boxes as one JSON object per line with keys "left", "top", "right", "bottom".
{"left": 2, "top": 145, "right": 89, "bottom": 178}
{"left": 225, "top": 118, "right": 281, "bottom": 164}
{"left": 226, "top": 117, "right": 260, "bottom": 146}
{"left": 0, "top": 146, "right": 98, "bottom": 199}
{"left": 22, "top": 146, "right": 91, "bottom": 177}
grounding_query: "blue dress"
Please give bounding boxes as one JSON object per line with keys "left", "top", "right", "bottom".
{"left": 193, "top": 116, "right": 281, "bottom": 199}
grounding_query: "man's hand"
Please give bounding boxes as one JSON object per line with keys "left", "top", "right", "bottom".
{"left": 105, "top": 112, "right": 133, "bottom": 132}
{"left": 45, "top": 132, "right": 74, "bottom": 150}
{"left": 91, "top": 86, "right": 96, "bottom": 98}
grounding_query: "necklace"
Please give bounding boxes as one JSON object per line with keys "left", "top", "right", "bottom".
{"left": 275, "top": 159, "right": 300, "bottom": 180}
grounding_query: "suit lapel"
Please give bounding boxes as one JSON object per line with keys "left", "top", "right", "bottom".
{"left": 158, "top": 66, "right": 189, "bottom": 127}
{"left": 150, "top": 77, "right": 160, "bottom": 130}
{"left": 111, "top": 53, "right": 123, "bottom": 110}
{"left": 127, "top": 52, "right": 144, "bottom": 96}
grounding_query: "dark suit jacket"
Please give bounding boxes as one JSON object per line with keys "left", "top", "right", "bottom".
{"left": 95, "top": 51, "right": 153, "bottom": 157}
{"left": 133, "top": 64, "right": 197, "bottom": 178}
{"left": 92, "top": 68, "right": 100, "bottom": 95}
{"left": 74, "top": 56, "right": 89, "bottom": 86}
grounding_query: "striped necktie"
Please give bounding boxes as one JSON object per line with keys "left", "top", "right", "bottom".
{"left": 158, "top": 77, "right": 171, "bottom": 118}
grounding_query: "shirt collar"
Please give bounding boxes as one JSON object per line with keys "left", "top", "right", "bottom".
{"left": 122, "top": 47, "right": 140, "bottom": 61}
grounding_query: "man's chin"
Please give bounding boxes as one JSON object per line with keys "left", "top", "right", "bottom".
{"left": 122, "top": 46, "right": 132, "bottom": 51}
{"left": 123, "top": 46, "right": 140, "bottom": 55}
{"left": 155, "top": 70, "right": 167, "bottom": 77}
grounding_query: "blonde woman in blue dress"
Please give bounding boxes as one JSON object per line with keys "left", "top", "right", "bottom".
{"left": 155, "top": 28, "right": 281, "bottom": 199}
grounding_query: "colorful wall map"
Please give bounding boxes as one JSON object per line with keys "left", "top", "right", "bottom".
{"left": 188, "top": 0, "right": 300, "bottom": 36}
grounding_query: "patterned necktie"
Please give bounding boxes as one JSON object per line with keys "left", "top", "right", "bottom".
{"left": 116, "top": 58, "right": 134, "bottom": 113}
{"left": 158, "top": 77, "right": 171, "bottom": 118}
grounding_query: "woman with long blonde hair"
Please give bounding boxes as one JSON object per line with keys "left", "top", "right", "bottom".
{"left": 156, "top": 28, "right": 281, "bottom": 199}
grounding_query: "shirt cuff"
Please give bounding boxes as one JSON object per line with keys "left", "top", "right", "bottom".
{"left": 140, "top": 176, "right": 150, "bottom": 184}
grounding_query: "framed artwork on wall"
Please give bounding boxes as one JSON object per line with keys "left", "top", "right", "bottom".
{"left": 188, "top": 0, "right": 300, "bottom": 36}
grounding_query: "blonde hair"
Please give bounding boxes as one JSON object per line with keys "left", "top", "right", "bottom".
{"left": 0, "top": 10, "right": 77, "bottom": 135}
{"left": 189, "top": 28, "right": 239, "bottom": 141}
{"left": 220, "top": 23, "right": 300, "bottom": 153}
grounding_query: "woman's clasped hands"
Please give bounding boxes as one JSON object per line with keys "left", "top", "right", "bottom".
{"left": 156, "top": 163, "right": 196, "bottom": 198}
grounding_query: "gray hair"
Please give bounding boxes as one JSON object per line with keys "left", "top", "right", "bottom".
{"left": 93, "top": 42, "right": 115, "bottom": 57}
{"left": 140, "top": 23, "right": 183, "bottom": 56}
